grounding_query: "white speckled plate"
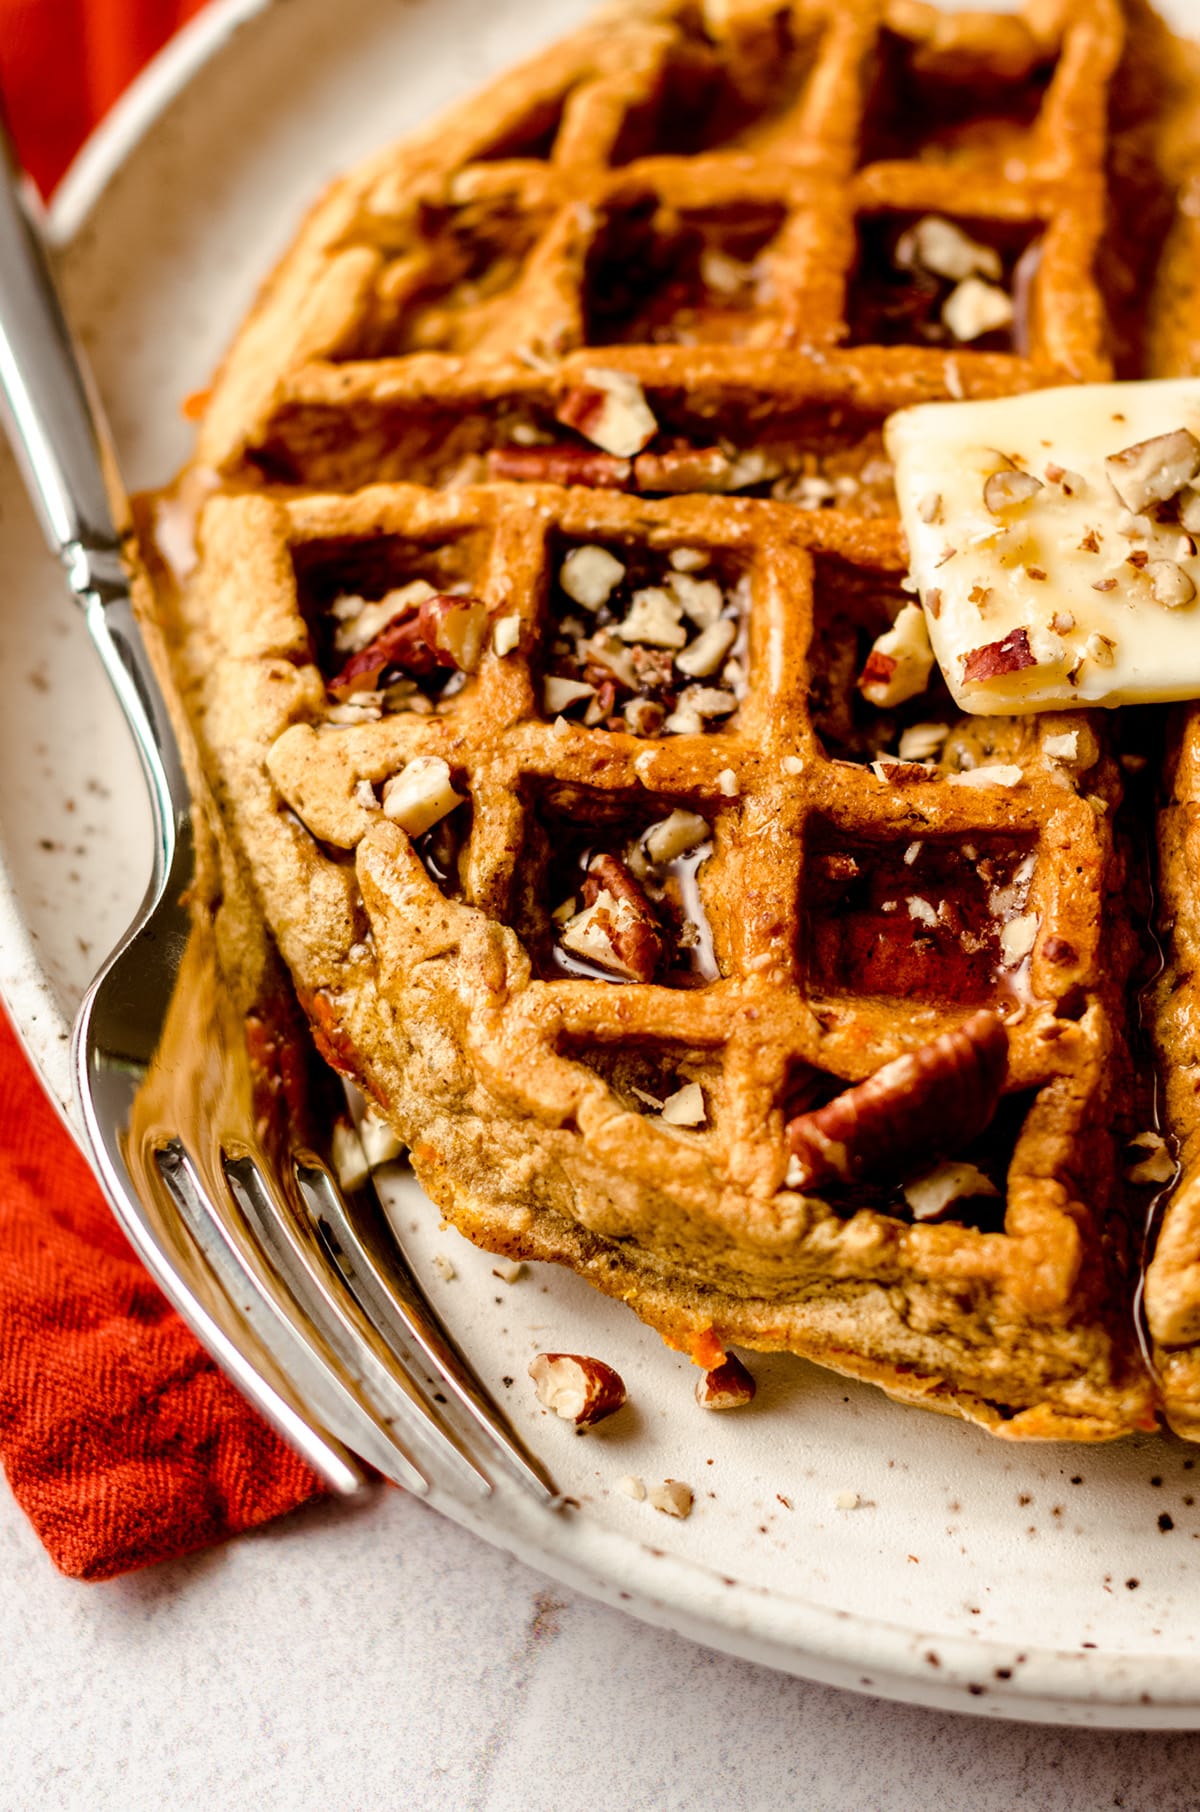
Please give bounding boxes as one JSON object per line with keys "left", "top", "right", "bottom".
{"left": 6, "top": 0, "right": 1200, "bottom": 1728}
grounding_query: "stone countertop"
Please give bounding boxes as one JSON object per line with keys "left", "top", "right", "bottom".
{"left": 1, "top": 1478, "right": 1196, "bottom": 1811}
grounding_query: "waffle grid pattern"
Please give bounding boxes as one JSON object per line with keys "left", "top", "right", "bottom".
{"left": 184, "top": 470, "right": 1153, "bottom": 1435}
{"left": 173, "top": 0, "right": 1174, "bottom": 1437}
{"left": 198, "top": 0, "right": 1121, "bottom": 489}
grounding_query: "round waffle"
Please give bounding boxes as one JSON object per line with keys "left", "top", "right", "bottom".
{"left": 153, "top": 0, "right": 1197, "bottom": 1439}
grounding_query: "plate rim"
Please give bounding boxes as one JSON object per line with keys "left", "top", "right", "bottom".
{"left": 6, "top": 0, "right": 1200, "bottom": 1726}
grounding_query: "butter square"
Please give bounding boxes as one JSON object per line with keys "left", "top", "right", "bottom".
{"left": 885, "top": 379, "right": 1200, "bottom": 713}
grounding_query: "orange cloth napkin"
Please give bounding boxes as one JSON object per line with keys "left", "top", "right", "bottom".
{"left": 0, "top": 0, "right": 209, "bottom": 194}
{"left": 0, "top": 1, "right": 325, "bottom": 1577}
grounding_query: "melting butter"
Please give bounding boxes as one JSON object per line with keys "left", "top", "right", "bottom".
{"left": 886, "top": 379, "right": 1200, "bottom": 714}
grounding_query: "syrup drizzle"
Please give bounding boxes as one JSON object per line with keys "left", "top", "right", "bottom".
{"left": 1118, "top": 718, "right": 1180, "bottom": 1380}
{"left": 1130, "top": 837, "right": 1179, "bottom": 1384}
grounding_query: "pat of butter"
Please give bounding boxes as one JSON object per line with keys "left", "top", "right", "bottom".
{"left": 885, "top": 379, "right": 1200, "bottom": 713}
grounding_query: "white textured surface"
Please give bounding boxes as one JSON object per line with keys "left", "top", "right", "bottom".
{"left": 3, "top": 1473, "right": 1200, "bottom": 1811}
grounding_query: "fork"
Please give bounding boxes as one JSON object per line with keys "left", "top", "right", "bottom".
{"left": 0, "top": 117, "right": 558, "bottom": 1508}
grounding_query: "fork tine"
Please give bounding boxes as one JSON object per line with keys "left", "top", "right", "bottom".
{"left": 294, "top": 1146, "right": 561, "bottom": 1505}
{"left": 156, "top": 1141, "right": 431, "bottom": 1495}
{"left": 117, "top": 1139, "right": 369, "bottom": 1498}
{"left": 223, "top": 1149, "right": 494, "bottom": 1498}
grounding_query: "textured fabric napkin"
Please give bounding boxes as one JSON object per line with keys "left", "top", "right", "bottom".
{"left": 0, "top": 0, "right": 208, "bottom": 194}
{"left": 0, "top": 0, "right": 324, "bottom": 1579}
{"left": 0, "top": 1016, "right": 324, "bottom": 1579}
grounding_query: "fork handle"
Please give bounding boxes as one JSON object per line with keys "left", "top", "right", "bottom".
{"left": 0, "top": 118, "right": 374, "bottom": 1504}
{"left": 0, "top": 114, "right": 124, "bottom": 593}
{"left": 0, "top": 113, "right": 193, "bottom": 906}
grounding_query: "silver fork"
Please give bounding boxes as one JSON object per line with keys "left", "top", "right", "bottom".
{"left": 0, "top": 118, "right": 558, "bottom": 1509}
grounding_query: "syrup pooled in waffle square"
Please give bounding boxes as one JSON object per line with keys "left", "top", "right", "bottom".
{"left": 195, "top": 0, "right": 1122, "bottom": 507}
{"left": 179, "top": 476, "right": 1155, "bottom": 1438}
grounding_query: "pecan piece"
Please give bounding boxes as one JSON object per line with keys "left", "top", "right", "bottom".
{"left": 328, "top": 611, "right": 436, "bottom": 697}
{"left": 1148, "top": 560, "right": 1197, "bottom": 608}
{"left": 695, "top": 1354, "right": 756, "bottom": 1409}
{"left": 555, "top": 368, "right": 658, "bottom": 458}
{"left": 648, "top": 1478, "right": 694, "bottom": 1518}
{"left": 860, "top": 649, "right": 896, "bottom": 689}
{"left": 529, "top": 1353, "right": 627, "bottom": 1430}
{"left": 1106, "top": 428, "right": 1200, "bottom": 515}
{"left": 633, "top": 445, "right": 781, "bottom": 494}
{"left": 584, "top": 852, "right": 651, "bottom": 912}
{"left": 961, "top": 627, "right": 1035, "bottom": 685}
{"left": 417, "top": 593, "right": 492, "bottom": 672}
{"left": 858, "top": 605, "right": 933, "bottom": 708}
{"left": 573, "top": 853, "right": 664, "bottom": 982}
{"left": 486, "top": 444, "right": 633, "bottom": 488}
{"left": 944, "top": 278, "right": 1013, "bottom": 344}
{"left": 558, "top": 854, "right": 664, "bottom": 982}
{"left": 381, "top": 756, "right": 463, "bottom": 837}
{"left": 784, "top": 1010, "right": 1009, "bottom": 1189}
{"left": 875, "top": 759, "right": 936, "bottom": 785}
{"left": 983, "top": 469, "right": 1043, "bottom": 514}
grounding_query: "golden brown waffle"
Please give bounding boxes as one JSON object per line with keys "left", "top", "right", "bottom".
{"left": 197, "top": 0, "right": 1120, "bottom": 502}
{"left": 1073, "top": 7, "right": 1200, "bottom": 1441}
{"left": 1145, "top": 721, "right": 1200, "bottom": 1439}
{"left": 165, "top": 472, "right": 1157, "bottom": 1439}
{"left": 157, "top": 0, "right": 1198, "bottom": 1440}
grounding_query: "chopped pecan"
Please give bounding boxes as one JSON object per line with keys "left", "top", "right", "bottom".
{"left": 559, "top": 854, "right": 664, "bottom": 982}
{"left": 1148, "top": 560, "right": 1197, "bottom": 608}
{"left": 590, "top": 677, "right": 619, "bottom": 718}
{"left": 983, "top": 468, "right": 1042, "bottom": 513}
{"left": 876, "top": 759, "right": 936, "bottom": 785}
{"left": 860, "top": 649, "right": 896, "bottom": 689}
{"left": 943, "top": 278, "right": 1013, "bottom": 343}
{"left": 902, "top": 1160, "right": 999, "bottom": 1222}
{"left": 529, "top": 1353, "right": 627, "bottom": 1430}
{"left": 560, "top": 544, "right": 625, "bottom": 610}
{"left": 636, "top": 443, "right": 781, "bottom": 494}
{"left": 858, "top": 604, "right": 933, "bottom": 708}
{"left": 486, "top": 444, "right": 633, "bottom": 488}
{"left": 1106, "top": 428, "right": 1200, "bottom": 515}
{"left": 784, "top": 1010, "right": 1009, "bottom": 1189}
{"left": 695, "top": 1354, "right": 756, "bottom": 1409}
{"left": 629, "top": 643, "right": 677, "bottom": 692}
{"left": 622, "top": 695, "right": 664, "bottom": 735}
{"left": 579, "top": 854, "right": 664, "bottom": 980}
{"left": 416, "top": 593, "right": 492, "bottom": 671}
{"left": 961, "top": 627, "right": 1035, "bottom": 685}
{"left": 555, "top": 368, "right": 658, "bottom": 458}
{"left": 381, "top": 756, "right": 463, "bottom": 837}
{"left": 896, "top": 216, "right": 1001, "bottom": 283}
{"left": 648, "top": 1479, "right": 694, "bottom": 1518}
{"left": 328, "top": 611, "right": 436, "bottom": 697}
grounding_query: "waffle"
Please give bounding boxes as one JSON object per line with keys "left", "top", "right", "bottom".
{"left": 196, "top": 0, "right": 1119, "bottom": 498}
{"left": 1136, "top": 35, "right": 1200, "bottom": 1439}
{"left": 155, "top": 0, "right": 1198, "bottom": 1440}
